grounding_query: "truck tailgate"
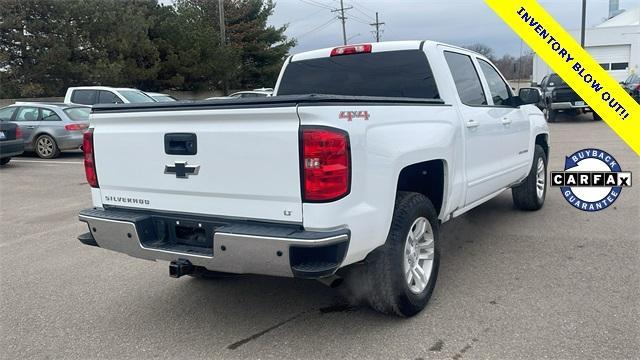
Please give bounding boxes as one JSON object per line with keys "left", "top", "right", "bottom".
{"left": 91, "top": 107, "right": 302, "bottom": 222}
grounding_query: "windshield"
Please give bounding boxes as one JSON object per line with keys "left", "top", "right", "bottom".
{"left": 278, "top": 50, "right": 440, "bottom": 99}
{"left": 548, "top": 74, "right": 565, "bottom": 86}
{"left": 64, "top": 107, "right": 91, "bottom": 121}
{"left": 119, "top": 90, "right": 156, "bottom": 103}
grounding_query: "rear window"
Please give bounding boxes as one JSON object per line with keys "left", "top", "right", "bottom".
{"left": 119, "top": 90, "right": 156, "bottom": 103}
{"left": 278, "top": 50, "right": 440, "bottom": 99}
{"left": 64, "top": 107, "right": 91, "bottom": 121}
{"left": 71, "top": 90, "right": 97, "bottom": 105}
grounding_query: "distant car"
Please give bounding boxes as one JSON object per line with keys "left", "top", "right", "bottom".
{"left": 206, "top": 90, "right": 273, "bottom": 100}
{"left": 0, "top": 103, "right": 91, "bottom": 159}
{"left": 620, "top": 74, "right": 640, "bottom": 103}
{"left": 538, "top": 73, "right": 599, "bottom": 122}
{"left": 145, "top": 92, "right": 178, "bottom": 102}
{"left": 0, "top": 120, "right": 24, "bottom": 166}
{"left": 64, "top": 86, "right": 157, "bottom": 105}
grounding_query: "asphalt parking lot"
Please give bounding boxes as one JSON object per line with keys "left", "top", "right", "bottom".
{"left": 1, "top": 115, "right": 638, "bottom": 359}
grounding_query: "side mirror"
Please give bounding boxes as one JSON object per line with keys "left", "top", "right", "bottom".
{"left": 518, "top": 87, "right": 541, "bottom": 105}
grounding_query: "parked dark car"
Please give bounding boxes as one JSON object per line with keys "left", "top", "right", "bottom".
{"left": 0, "top": 103, "right": 90, "bottom": 159}
{"left": 537, "top": 73, "right": 600, "bottom": 122}
{"left": 621, "top": 73, "right": 640, "bottom": 103}
{"left": 0, "top": 121, "right": 25, "bottom": 166}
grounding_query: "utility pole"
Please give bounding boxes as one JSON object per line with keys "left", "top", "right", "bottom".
{"left": 218, "top": 0, "right": 228, "bottom": 95}
{"left": 370, "top": 12, "right": 385, "bottom": 42}
{"left": 332, "top": 0, "right": 352, "bottom": 45}
{"left": 580, "top": 0, "right": 587, "bottom": 47}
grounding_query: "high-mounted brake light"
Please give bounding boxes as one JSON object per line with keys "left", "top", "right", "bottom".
{"left": 15, "top": 126, "right": 22, "bottom": 139}
{"left": 330, "top": 44, "right": 372, "bottom": 57}
{"left": 83, "top": 129, "right": 98, "bottom": 188}
{"left": 301, "top": 127, "right": 350, "bottom": 202}
{"left": 65, "top": 123, "right": 88, "bottom": 131}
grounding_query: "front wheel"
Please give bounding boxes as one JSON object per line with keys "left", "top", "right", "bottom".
{"left": 593, "top": 111, "right": 602, "bottom": 121}
{"left": 544, "top": 106, "right": 557, "bottom": 123}
{"left": 364, "top": 192, "right": 440, "bottom": 317}
{"left": 512, "top": 145, "right": 547, "bottom": 211}
{"left": 0, "top": 157, "right": 11, "bottom": 166}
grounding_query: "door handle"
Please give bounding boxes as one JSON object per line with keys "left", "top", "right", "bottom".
{"left": 501, "top": 118, "right": 512, "bottom": 125}
{"left": 466, "top": 119, "right": 480, "bottom": 128}
{"left": 26, "top": 126, "right": 36, "bottom": 129}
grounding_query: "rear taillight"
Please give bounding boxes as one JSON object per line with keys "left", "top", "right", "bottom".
{"left": 83, "top": 129, "right": 98, "bottom": 188}
{"left": 65, "top": 123, "right": 88, "bottom": 131}
{"left": 15, "top": 126, "right": 22, "bottom": 139}
{"left": 330, "top": 44, "right": 372, "bottom": 57}
{"left": 301, "top": 127, "right": 350, "bottom": 202}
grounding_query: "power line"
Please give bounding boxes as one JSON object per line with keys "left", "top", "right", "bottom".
{"left": 298, "top": 0, "right": 333, "bottom": 10}
{"left": 294, "top": 17, "right": 339, "bottom": 39}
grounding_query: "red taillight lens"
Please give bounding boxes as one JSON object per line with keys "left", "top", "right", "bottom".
{"left": 83, "top": 129, "right": 98, "bottom": 188}
{"left": 15, "top": 126, "right": 22, "bottom": 139}
{"left": 65, "top": 123, "right": 88, "bottom": 131}
{"left": 301, "top": 127, "right": 350, "bottom": 202}
{"left": 330, "top": 44, "right": 372, "bottom": 57}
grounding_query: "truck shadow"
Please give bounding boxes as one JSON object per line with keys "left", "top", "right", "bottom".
{"left": 102, "top": 191, "right": 537, "bottom": 351}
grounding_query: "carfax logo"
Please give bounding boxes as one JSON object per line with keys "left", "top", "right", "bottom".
{"left": 551, "top": 149, "right": 632, "bottom": 212}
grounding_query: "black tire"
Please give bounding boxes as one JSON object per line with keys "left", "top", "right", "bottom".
{"left": 593, "top": 111, "right": 602, "bottom": 121}
{"left": 34, "top": 134, "right": 60, "bottom": 159}
{"left": 544, "top": 104, "right": 557, "bottom": 123}
{"left": 512, "top": 145, "right": 547, "bottom": 211}
{"left": 188, "top": 266, "right": 240, "bottom": 279}
{"left": 0, "top": 157, "right": 10, "bottom": 166}
{"left": 364, "top": 192, "right": 440, "bottom": 317}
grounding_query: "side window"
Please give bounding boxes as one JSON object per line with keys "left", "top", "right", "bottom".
{"left": 444, "top": 51, "right": 487, "bottom": 106}
{"left": 98, "top": 90, "right": 121, "bottom": 104}
{"left": 0, "top": 107, "right": 16, "bottom": 121}
{"left": 478, "top": 59, "right": 512, "bottom": 106}
{"left": 71, "top": 90, "right": 97, "bottom": 105}
{"left": 41, "top": 109, "right": 62, "bottom": 121}
{"left": 13, "top": 107, "right": 40, "bottom": 122}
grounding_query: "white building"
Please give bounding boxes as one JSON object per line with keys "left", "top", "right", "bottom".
{"left": 533, "top": 6, "right": 640, "bottom": 83}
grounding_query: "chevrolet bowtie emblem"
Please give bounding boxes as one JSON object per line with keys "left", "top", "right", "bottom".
{"left": 164, "top": 161, "right": 200, "bottom": 178}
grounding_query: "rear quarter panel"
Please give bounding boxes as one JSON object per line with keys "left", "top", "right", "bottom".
{"left": 298, "top": 104, "right": 462, "bottom": 265}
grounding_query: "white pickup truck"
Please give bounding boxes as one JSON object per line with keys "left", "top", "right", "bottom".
{"left": 78, "top": 41, "right": 549, "bottom": 317}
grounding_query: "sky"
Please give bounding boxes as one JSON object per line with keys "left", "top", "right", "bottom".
{"left": 268, "top": 0, "right": 640, "bottom": 56}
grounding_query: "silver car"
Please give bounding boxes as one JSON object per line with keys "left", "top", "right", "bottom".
{"left": 0, "top": 103, "right": 90, "bottom": 159}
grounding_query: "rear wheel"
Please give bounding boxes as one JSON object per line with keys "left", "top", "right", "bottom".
{"left": 364, "top": 192, "right": 440, "bottom": 317}
{"left": 35, "top": 134, "right": 60, "bottom": 159}
{"left": 512, "top": 145, "right": 547, "bottom": 211}
{"left": 0, "top": 157, "right": 11, "bottom": 166}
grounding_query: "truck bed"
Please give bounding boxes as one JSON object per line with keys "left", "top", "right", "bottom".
{"left": 91, "top": 94, "right": 446, "bottom": 113}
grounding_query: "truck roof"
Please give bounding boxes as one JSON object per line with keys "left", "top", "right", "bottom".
{"left": 290, "top": 40, "right": 484, "bottom": 62}
{"left": 66, "top": 86, "right": 141, "bottom": 92}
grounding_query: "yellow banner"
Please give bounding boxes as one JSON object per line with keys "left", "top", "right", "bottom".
{"left": 485, "top": 0, "right": 640, "bottom": 156}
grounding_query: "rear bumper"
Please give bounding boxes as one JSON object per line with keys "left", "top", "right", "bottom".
{"left": 0, "top": 139, "right": 25, "bottom": 158}
{"left": 78, "top": 208, "right": 349, "bottom": 279}
{"left": 550, "top": 101, "right": 590, "bottom": 111}
{"left": 56, "top": 133, "right": 84, "bottom": 150}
